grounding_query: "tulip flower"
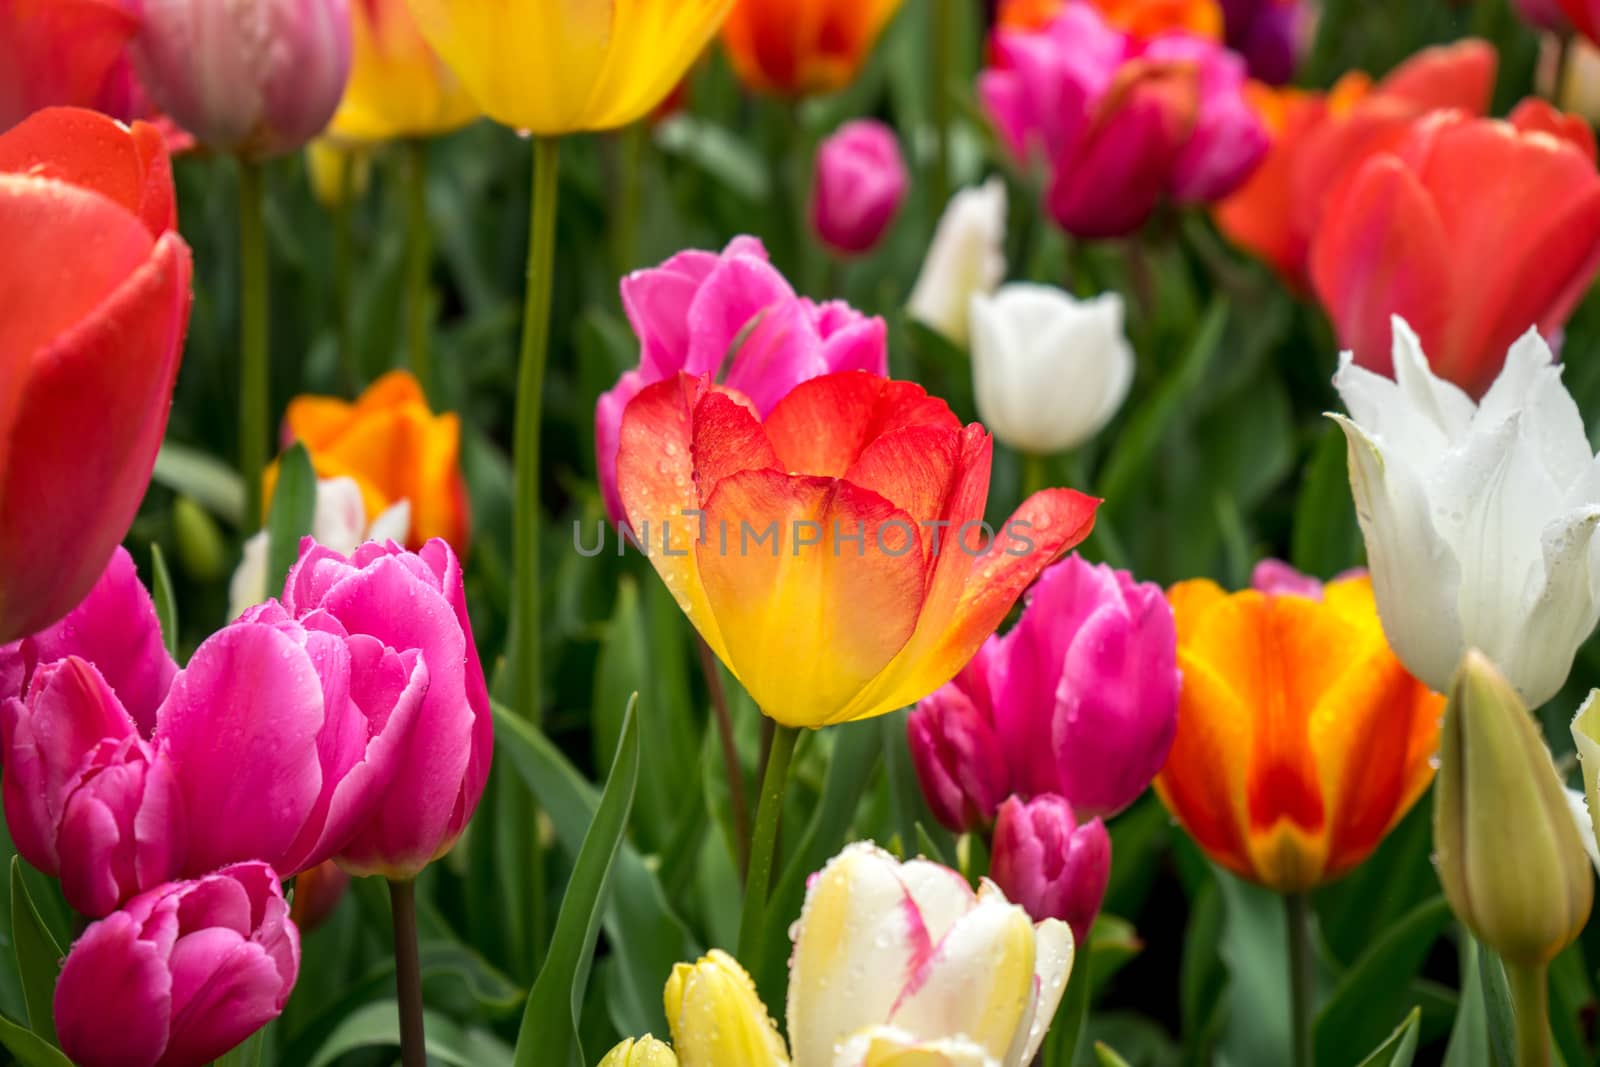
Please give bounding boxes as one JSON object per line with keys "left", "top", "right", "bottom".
{"left": 1214, "top": 39, "right": 1496, "bottom": 287}
{"left": 998, "top": 0, "right": 1222, "bottom": 39}
{"left": 1311, "top": 103, "right": 1600, "bottom": 398}
{"left": 229, "top": 476, "right": 411, "bottom": 619}
{"left": 0, "top": 107, "right": 190, "bottom": 643}
{"left": 1155, "top": 567, "right": 1443, "bottom": 891}
{"left": 1218, "top": 0, "right": 1308, "bottom": 84}
{"left": 305, "top": 139, "right": 372, "bottom": 209}
{"left": 326, "top": 0, "right": 477, "bottom": 143}
{"left": 267, "top": 370, "right": 468, "bottom": 551}
{"left": 597, "top": 237, "right": 888, "bottom": 523}
{"left": 55, "top": 862, "right": 300, "bottom": 1067}
{"left": 810, "top": 120, "right": 909, "bottom": 257}
{"left": 910, "top": 554, "right": 1179, "bottom": 827}
{"left": 788, "top": 842, "right": 1073, "bottom": 1066}
{"left": 907, "top": 178, "right": 1008, "bottom": 348}
{"left": 131, "top": 0, "right": 351, "bottom": 159}
{"left": 280, "top": 539, "right": 492, "bottom": 878}
{"left": 721, "top": 0, "right": 903, "bottom": 97}
{"left": 0, "top": 0, "right": 145, "bottom": 130}
{"left": 969, "top": 285, "right": 1135, "bottom": 456}
{"left": 665, "top": 950, "right": 792, "bottom": 1066}
{"left": 981, "top": 3, "right": 1268, "bottom": 238}
{"left": 1520, "top": 0, "right": 1573, "bottom": 31}
{"left": 601, "top": 1037, "right": 681, "bottom": 1067}
{"left": 1332, "top": 319, "right": 1600, "bottom": 708}
{"left": 618, "top": 371, "right": 1098, "bottom": 729}
{"left": 989, "top": 794, "right": 1111, "bottom": 941}
{"left": 406, "top": 0, "right": 731, "bottom": 134}
{"left": 1562, "top": 0, "right": 1600, "bottom": 41}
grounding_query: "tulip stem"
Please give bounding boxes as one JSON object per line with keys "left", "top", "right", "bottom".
{"left": 1286, "top": 892, "right": 1315, "bottom": 1067}
{"left": 333, "top": 158, "right": 359, "bottom": 395}
{"left": 404, "top": 139, "right": 434, "bottom": 397}
{"left": 612, "top": 122, "right": 646, "bottom": 276}
{"left": 1508, "top": 962, "right": 1552, "bottom": 1067}
{"left": 931, "top": 0, "right": 955, "bottom": 213}
{"left": 238, "top": 160, "right": 270, "bottom": 531}
{"left": 737, "top": 722, "right": 800, "bottom": 971}
{"left": 696, "top": 636, "right": 751, "bottom": 874}
{"left": 388, "top": 879, "right": 427, "bottom": 1067}
{"left": 1021, "top": 452, "right": 1050, "bottom": 499}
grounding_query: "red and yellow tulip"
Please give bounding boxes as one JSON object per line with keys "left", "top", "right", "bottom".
{"left": 998, "top": 0, "right": 1223, "bottom": 40}
{"left": 721, "top": 0, "right": 904, "bottom": 97}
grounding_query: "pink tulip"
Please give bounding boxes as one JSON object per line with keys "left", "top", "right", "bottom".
{"left": 905, "top": 642, "right": 1010, "bottom": 831}
{"left": 595, "top": 237, "right": 887, "bottom": 521}
{"left": 1, "top": 656, "right": 181, "bottom": 915}
{"left": 55, "top": 862, "right": 299, "bottom": 1067}
{"left": 989, "top": 794, "right": 1111, "bottom": 942}
{"left": 1518, "top": 0, "right": 1574, "bottom": 32}
{"left": 980, "top": 3, "right": 1268, "bottom": 237}
{"left": 1251, "top": 557, "right": 1327, "bottom": 600}
{"left": 280, "top": 538, "right": 492, "bottom": 877}
{"left": 811, "top": 119, "right": 909, "bottom": 256}
{"left": 1, "top": 545, "right": 175, "bottom": 733}
{"left": 131, "top": 0, "right": 350, "bottom": 159}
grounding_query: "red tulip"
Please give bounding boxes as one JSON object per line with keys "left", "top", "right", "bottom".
{"left": 0, "top": 107, "right": 191, "bottom": 642}
{"left": 0, "top": 0, "right": 140, "bottom": 130}
{"left": 1311, "top": 100, "right": 1600, "bottom": 397}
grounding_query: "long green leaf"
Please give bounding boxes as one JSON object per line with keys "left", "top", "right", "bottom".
{"left": 307, "top": 1000, "right": 513, "bottom": 1067}
{"left": 1356, "top": 1007, "right": 1422, "bottom": 1067}
{"left": 264, "top": 443, "right": 316, "bottom": 592}
{"left": 0, "top": 1012, "right": 70, "bottom": 1067}
{"left": 510, "top": 698, "right": 640, "bottom": 1067}
{"left": 1314, "top": 896, "right": 1451, "bottom": 1065}
{"left": 149, "top": 544, "right": 179, "bottom": 658}
{"left": 8, "top": 861, "right": 59, "bottom": 1044}
{"left": 1093, "top": 1042, "right": 1134, "bottom": 1067}
{"left": 152, "top": 443, "right": 247, "bottom": 527}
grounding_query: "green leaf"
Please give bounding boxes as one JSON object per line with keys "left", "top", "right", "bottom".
{"left": 213, "top": 1028, "right": 264, "bottom": 1067}
{"left": 264, "top": 443, "right": 316, "bottom": 593}
{"left": 1356, "top": 1007, "right": 1422, "bottom": 1067}
{"left": 1444, "top": 935, "right": 1513, "bottom": 1067}
{"left": 511, "top": 698, "right": 641, "bottom": 1067}
{"left": 1478, "top": 948, "right": 1516, "bottom": 1067}
{"left": 1314, "top": 896, "right": 1451, "bottom": 1065}
{"left": 152, "top": 442, "right": 247, "bottom": 528}
{"left": 150, "top": 543, "right": 179, "bottom": 658}
{"left": 1217, "top": 870, "right": 1294, "bottom": 1066}
{"left": 653, "top": 115, "right": 768, "bottom": 202}
{"left": 306, "top": 1000, "right": 513, "bottom": 1067}
{"left": 8, "top": 861, "right": 59, "bottom": 1044}
{"left": 0, "top": 1012, "right": 70, "bottom": 1067}
{"left": 1291, "top": 422, "right": 1363, "bottom": 579}
{"left": 1093, "top": 1042, "right": 1135, "bottom": 1067}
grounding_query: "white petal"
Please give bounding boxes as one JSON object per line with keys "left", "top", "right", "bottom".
{"left": 368, "top": 498, "right": 414, "bottom": 545}
{"left": 1564, "top": 786, "right": 1600, "bottom": 875}
{"left": 832, "top": 1026, "right": 999, "bottom": 1067}
{"left": 226, "top": 531, "right": 270, "bottom": 621}
{"left": 908, "top": 179, "right": 1007, "bottom": 347}
{"left": 1572, "top": 692, "right": 1600, "bottom": 874}
{"left": 1004, "top": 919, "right": 1074, "bottom": 1067}
{"left": 311, "top": 477, "right": 369, "bottom": 555}
{"left": 1388, "top": 316, "right": 1475, "bottom": 440}
{"left": 1510, "top": 507, "right": 1600, "bottom": 707}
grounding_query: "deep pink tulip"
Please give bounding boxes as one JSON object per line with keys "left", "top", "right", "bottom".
{"left": 55, "top": 862, "right": 299, "bottom": 1067}
{"left": 1, "top": 656, "right": 181, "bottom": 916}
{"left": 906, "top": 642, "right": 1010, "bottom": 831}
{"left": 1219, "top": 0, "right": 1310, "bottom": 85}
{"left": 1519, "top": 0, "right": 1574, "bottom": 32}
{"left": 1, "top": 545, "right": 175, "bottom": 733}
{"left": 595, "top": 236, "right": 888, "bottom": 522}
{"left": 989, "top": 793, "right": 1111, "bottom": 942}
{"left": 280, "top": 538, "right": 492, "bottom": 877}
{"left": 980, "top": 3, "right": 1268, "bottom": 237}
{"left": 811, "top": 119, "right": 909, "bottom": 256}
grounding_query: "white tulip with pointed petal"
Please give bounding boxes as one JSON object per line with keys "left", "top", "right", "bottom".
{"left": 908, "top": 178, "right": 1008, "bottom": 348}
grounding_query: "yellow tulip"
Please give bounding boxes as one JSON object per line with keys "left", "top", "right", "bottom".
{"left": 330, "top": 0, "right": 479, "bottom": 142}
{"left": 598, "top": 1036, "right": 681, "bottom": 1067}
{"left": 664, "top": 950, "right": 790, "bottom": 1067}
{"left": 403, "top": 0, "right": 734, "bottom": 134}
{"left": 305, "top": 140, "right": 372, "bottom": 209}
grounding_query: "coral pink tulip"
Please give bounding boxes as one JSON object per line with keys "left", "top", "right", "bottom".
{"left": 810, "top": 119, "right": 909, "bottom": 256}
{"left": 55, "top": 862, "right": 299, "bottom": 1067}
{"left": 596, "top": 237, "right": 887, "bottom": 522}
{"left": 0, "top": 107, "right": 189, "bottom": 643}
{"left": 0, "top": 0, "right": 148, "bottom": 131}
{"left": 280, "top": 539, "right": 492, "bottom": 877}
{"left": 990, "top": 793, "right": 1111, "bottom": 941}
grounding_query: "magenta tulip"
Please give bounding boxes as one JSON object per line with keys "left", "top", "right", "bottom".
{"left": 595, "top": 236, "right": 888, "bottom": 522}
{"left": 811, "top": 119, "right": 909, "bottom": 256}
{"left": 1, "top": 656, "right": 181, "bottom": 915}
{"left": 905, "top": 642, "right": 1010, "bottom": 831}
{"left": 989, "top": 793, "right": 1111, "bottom": 942}
{"left": 280, "top": 538, "right": 491, "bottom": 877}
{"left": 55, "top": 862, "right": 299, "bottom": 1067}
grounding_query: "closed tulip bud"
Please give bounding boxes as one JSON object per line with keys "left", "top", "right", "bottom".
{"left": 906, "top": 643, "right": 1010, "bottom": 832}
{"left": 132, "top": 0, "right": 352, "bottom": 160}
{"left": 664, "top": 950, "right": 789, "bottom": 1067}
{"left": 989, "top": 795, "right": 1111, "bottom": 943}
{"left": 599, "top": 1037, "right": 681, "bottom": 1067}
{"left": 1436, "top": 651, "right": 1592, "bottom": 968}
{"left": 55, "top": 862, "right": 300, "bottom": 1067}
{"left": 908, "top": 178, "right": 1008, "bottom": 348}
{"left": 969, "top": 285, "right": 1134, "bottom": 455}
{"left": 811, "top": 120, "right": 908, "bottom": 257}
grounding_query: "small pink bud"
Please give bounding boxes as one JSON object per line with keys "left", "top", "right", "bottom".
{"left": 989, "top": 793, "right": 1111, "bottom": 943}
{"left": 810, "top": 119, "right": 909, "bottom": 257}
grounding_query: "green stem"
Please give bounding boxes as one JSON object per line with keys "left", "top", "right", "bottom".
{"left": 388, "top": 879, "right": 427, "bottom": 1067}
{"left": 612, "top": 122, "right": 645, "bottom": 276}
{"left": 332, "top": 157, "right": 358, "bottom": 395}
{"left": 1286, "top": 892, "right": 1315, "bottom": 1067}
{"left": 1021, "top": 452, "right": 1050, "bottom": 500}
{"left": 238, "top": 160, "right": 270, "bottom": 531}
{"left": 696, "top": 637, "right": 751, "bottom": 875}
{"left": 736, "top": 723, "right": 800, "bottom": 972}
{"left": 404, "top": 139, "right": 434, "bottom": 396}
{"left": 931, "top": 0, "right": 954, "bottom": 214}
{"left": 1508, "top": 962, "right": 1551, "bottom": 1067}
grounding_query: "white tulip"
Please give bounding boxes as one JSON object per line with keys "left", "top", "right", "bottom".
{"left": 907, "top": 178, "right": 1007, "bottom": 347}
{"left": 1332, "top": 317, "right": 1600, "bottom": 707}
{"left": 226, "top": 476, "right": 412, "bottom": 619}
{"left": 787, "top": 842, "right": 1073, "bottom": 1067}
{"left": 970, "top": 284, "right": 1134, "bottom": 455}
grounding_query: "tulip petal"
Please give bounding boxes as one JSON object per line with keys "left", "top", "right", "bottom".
{"left": 54, "top": 911, "right": 172, "bottom": 1067}
{"left": 1007, "top": 917, "right": 1074, "bottom": 1067}
{"left": 763, "top": 373, "right": 962, "bottom": 479}
{"left": 0, "top": 109, "right": 174, "bottom": 235}
{"left": 164, "top": 929, "right": 289, "bottom": 1067}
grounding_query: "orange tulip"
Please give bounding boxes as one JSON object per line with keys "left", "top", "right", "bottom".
{"left": 721, "top": 0, "right": 904, "bottom": 97}
{"left": 1214, "top": 39, "right": 1496, "bottom": 288}
{"left": 998, "top": 0, "right": 1223, "bottom": 39}
{"left": 1154, "top": 571, "right": 1442, "bottom": 892}
{"left": 265, "top": 370, "right": 468, "bottom": 552}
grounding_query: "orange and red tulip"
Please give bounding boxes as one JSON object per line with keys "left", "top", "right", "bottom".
{"left": 1311, "top": 100, "right": 1600, "bottom": 398}
{"left": 998, "top": 0, "right": 1222, "bottom": 38}
{"left": 721, "top": 0, "right": 904, "bottom": 97}
{"left": 0, "top": 107, "right": 190, "bottom": 643}
{"left": 1154, "top": 571, "right": 1442, "bottom": 892}
{"left": 617, "top": 371, "right": 1098, "bottom": 729}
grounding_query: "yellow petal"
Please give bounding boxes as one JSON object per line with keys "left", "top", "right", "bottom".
{"left": 664, "top": 950, "right": 789, "bottom": 1067}
{"left": 598, "top": 1036, "right": 680, "bottom": 1067}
